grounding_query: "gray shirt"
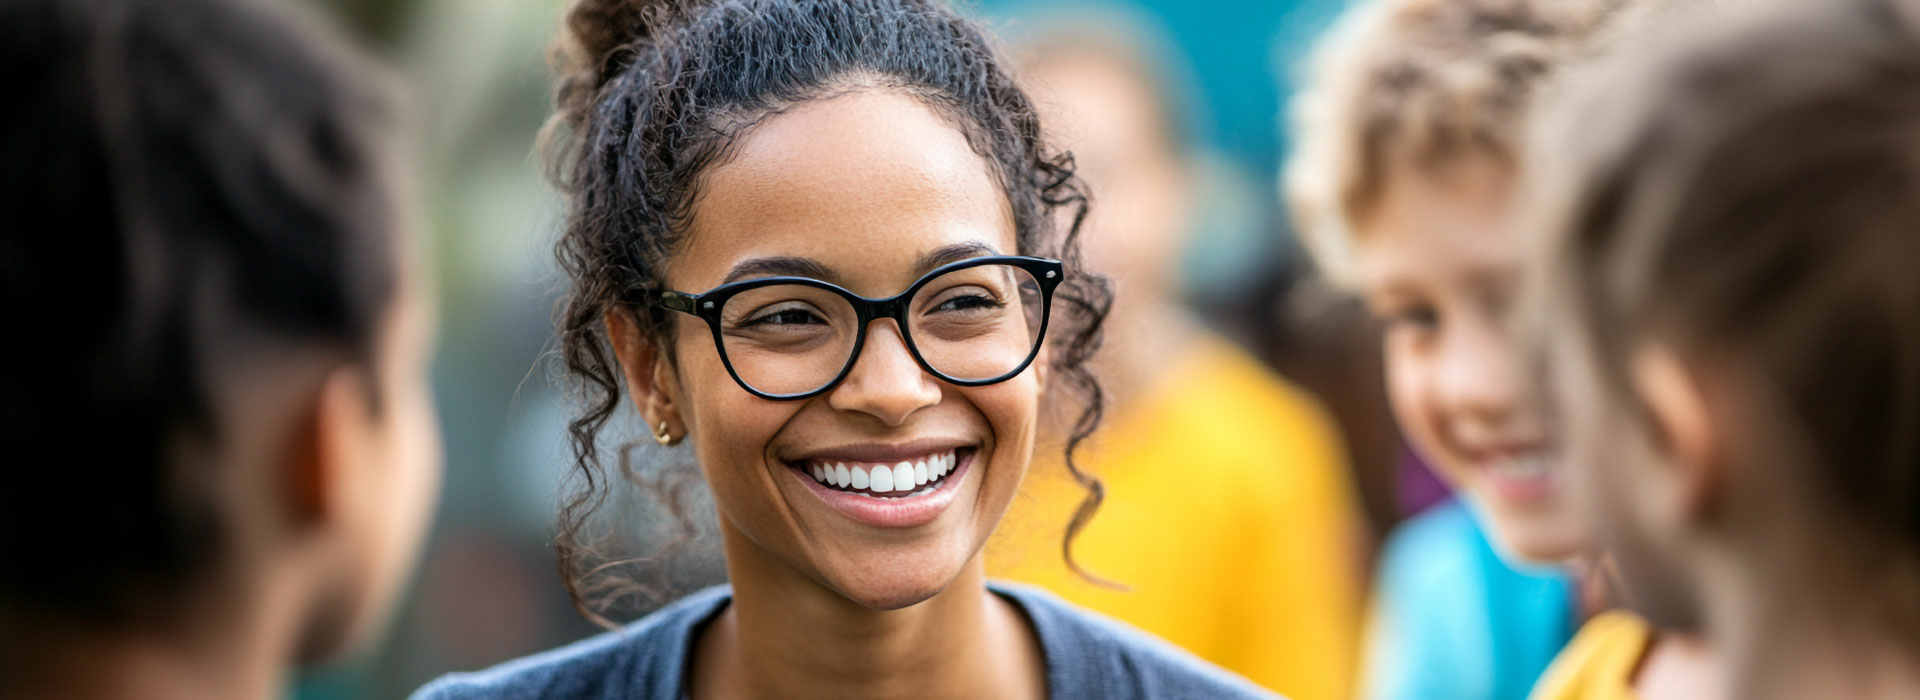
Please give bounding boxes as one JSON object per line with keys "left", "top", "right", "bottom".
{"left": 412, "top": 582, "right": 1280, "bottom": 700}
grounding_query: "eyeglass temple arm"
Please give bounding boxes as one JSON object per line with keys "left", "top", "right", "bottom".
{"left": 656, "top": 291, "right": 701, "bottom": 315}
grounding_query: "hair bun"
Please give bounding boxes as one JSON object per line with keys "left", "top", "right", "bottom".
{"left": 551, "top": 0, "right": 681, "bottom": 131}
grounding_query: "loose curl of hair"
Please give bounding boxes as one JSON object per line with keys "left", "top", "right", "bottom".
{"left": 540, "top": 0, "right": 1113, "bottom": 624}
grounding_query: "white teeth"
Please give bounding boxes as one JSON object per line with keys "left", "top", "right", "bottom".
{"left": 807, "top": 451, "right": 960, "bottom": 494}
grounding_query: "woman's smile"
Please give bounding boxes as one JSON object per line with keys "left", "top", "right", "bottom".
{"left": 783, "top": 443, "right": 979, "bottom": 528}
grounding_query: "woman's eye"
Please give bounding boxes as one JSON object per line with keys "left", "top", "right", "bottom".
{"left": 744, "top": 307, "right": 826, "bottom": 327}
{"left": 933, "top": 293, "right": 1002, "bottom": 313}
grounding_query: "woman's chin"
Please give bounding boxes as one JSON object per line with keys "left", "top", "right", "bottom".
{"left": 816, "top": 548, "right": 976, "bottom": 611}
{"left": 842, "top": 582, "right": 948, "bottom": 611}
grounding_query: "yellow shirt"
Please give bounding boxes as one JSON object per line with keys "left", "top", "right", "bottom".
{"left": 1529, "top": 612, "right": 1654, "bottom": 700}
{"left": 986, "top": 336, "right": 1364, "bottom": 700}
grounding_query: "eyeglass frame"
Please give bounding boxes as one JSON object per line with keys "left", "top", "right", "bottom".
{"left": 650, "top": 255, "right": 1065, "bottom": 401}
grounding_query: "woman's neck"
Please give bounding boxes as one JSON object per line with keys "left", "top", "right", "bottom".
{"left": 693, "top": 526, "right": 1045, "bottom": 700}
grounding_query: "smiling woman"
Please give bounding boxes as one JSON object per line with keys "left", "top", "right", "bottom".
{"left": 409, "top": 1, "right": 1273, "bottom": 699}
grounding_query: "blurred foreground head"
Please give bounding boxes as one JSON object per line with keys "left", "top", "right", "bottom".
{"left": 1530, "top": 0, "right": 1920, "bottom": 649}
{"left": 0, "top": 0, "right": 439, "bottom": 677}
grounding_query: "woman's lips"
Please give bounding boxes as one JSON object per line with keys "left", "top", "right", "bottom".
{"left": 788, "top": 448, "right": 975, "bottom": 528}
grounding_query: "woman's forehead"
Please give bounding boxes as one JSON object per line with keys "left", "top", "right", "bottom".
{"left": 669, "top": 90, "right": 1016, "bottom": 293}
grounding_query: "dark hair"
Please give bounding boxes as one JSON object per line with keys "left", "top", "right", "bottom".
{"left": 1533, "top": 0, "right": 1920, "bottom": 577}
{"left": 542, "top": 0, "right": 1112, "bottom": 621}
{"left": 0, "top": 0, "right": 402, "bottom": 626}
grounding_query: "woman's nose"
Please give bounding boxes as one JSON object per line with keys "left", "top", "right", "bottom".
{"left": 826, "top": 320, "right": 942, "bottom": 425}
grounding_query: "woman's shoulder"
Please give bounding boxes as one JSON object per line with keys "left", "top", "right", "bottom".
{"left": 993, "top": 582, "right": 1283, "bottom": 700}
{"left": 409, "top": 586, "right": 733, "bottom": 700}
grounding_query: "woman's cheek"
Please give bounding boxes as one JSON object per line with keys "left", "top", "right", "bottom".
{"left": 969, "top": 377, "right": 1040, "bottom": 480}
{"left": 679, "top": 360, "right": 788, "bottom": 519}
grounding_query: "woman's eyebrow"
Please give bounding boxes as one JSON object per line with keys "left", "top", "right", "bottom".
{"left": 722, "top": 256, "right": 837, "bottom": 284}
{"left": 913, "top": 241, "right": 1000, "bottom": 273}
{"left": 719, "top": 242, "right": 1001, "bottom": 286}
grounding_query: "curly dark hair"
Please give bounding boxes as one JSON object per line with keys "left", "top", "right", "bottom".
{"left": 541, "top": 0, "right": 1113, "bottom": 623}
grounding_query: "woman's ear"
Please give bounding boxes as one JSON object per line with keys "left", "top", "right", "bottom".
{"left": 606, "top": 309, "right": 685, "bottom": 442}
{"left": 1631, "top": 342, "right": 1724, "bottom": 524}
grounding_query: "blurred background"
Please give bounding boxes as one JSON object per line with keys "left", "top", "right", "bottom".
{"left": 290, "top": 0, "right": 1436, "bottom": 696}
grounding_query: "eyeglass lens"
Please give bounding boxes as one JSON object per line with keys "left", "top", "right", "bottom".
{"left": 714, "top": 263, "right": 1045, "bottom": 396}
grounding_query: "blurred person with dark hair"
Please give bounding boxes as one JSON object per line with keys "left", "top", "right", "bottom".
{"left": 0, "top": 0, "right": 442, "bottom": 697}
{"left": 1525, "top": 0, "right": 1920, "bottom": 697}
{"left": 984, "top": 14, "right": 1364, "bottom": 700}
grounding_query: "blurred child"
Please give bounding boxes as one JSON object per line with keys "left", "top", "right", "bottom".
{"left": 1527, "top": 0, "right": 1920, "bottom": 697}
{"left": 0, "top": 0, "right": 441, "bottom": 698}
{"left": 1285, "top": 1, "right": 1640, "bottom": 698}
{"left": 985, "top": 17, "right": 1364, "bottom": 700}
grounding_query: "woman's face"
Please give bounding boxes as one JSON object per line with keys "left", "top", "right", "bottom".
{"left": 642, "top": 91, "right": 1041, "bottom": 610}
{"left": 1353, "top": 157, "right": 1586, "bottom": 563}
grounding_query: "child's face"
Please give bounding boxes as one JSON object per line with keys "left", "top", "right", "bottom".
{"left": 1353, "top": 157, "right": 1586, "bottom": 562}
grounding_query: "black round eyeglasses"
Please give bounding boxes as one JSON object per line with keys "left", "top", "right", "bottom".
{"left": 651, "top": 255, "right": 1063, "bottom": 400}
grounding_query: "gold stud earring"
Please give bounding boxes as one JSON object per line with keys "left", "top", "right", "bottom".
{"left": 654, "top": 420, "right": 675, "bottom": 446}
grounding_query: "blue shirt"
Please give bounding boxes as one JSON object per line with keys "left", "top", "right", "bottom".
{"left": 1361, "top": 499, "right": 1577, "bottom": 700}
{"left": 412, "top": 582, "right": 1278, "bottom": 700}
